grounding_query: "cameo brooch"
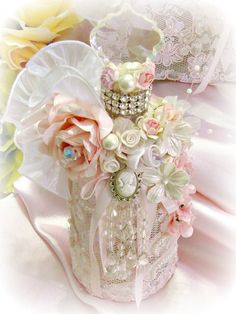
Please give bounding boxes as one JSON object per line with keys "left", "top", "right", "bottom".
{"left": 110, "top": 168, "right": 142, "bottom": 201}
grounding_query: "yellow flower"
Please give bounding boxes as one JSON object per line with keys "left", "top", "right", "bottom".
{"left": 0, "top": 0, "right": 83, "bottom": 70}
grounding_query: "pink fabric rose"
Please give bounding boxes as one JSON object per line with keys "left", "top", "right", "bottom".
{"left": 161, "top": 202, "right": 194, "bottom": 238}
{"left": 38, "top": 94, "right": 113, "bottom": 180}
{"left": 101, "top": 66, "right": 118, "bottom": 90}
{"left": 138, "top": 62, "right": 155, "bottom": 90}
{"left": 143, "top": 118, "right": 160, "bottom": 137}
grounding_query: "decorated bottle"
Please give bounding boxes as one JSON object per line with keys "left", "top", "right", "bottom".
{"left": 69, "top": 5, "right": 195, "bottom": 304}
{"left": 5, "top": 4, "right": 195, "bottom": 305}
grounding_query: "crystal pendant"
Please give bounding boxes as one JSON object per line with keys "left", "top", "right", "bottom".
{"left": 90, "top": 4, "right": 164, "bottom": 64}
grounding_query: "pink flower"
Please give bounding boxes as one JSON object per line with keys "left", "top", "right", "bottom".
{"left": 175, "top": 151, "right": 192, "bottom": 174}
{"left": 38, "top": 94, "right": 113, "bottom": 180}
{"left": 161, "top": 202, "right": 194, "bottom": 238}
{"left": 143, "top": 118, "right": 160, "bottom": 137}
{"left": 138, "top": 62, "right": 155, "bottom": 89}
{"left": 101, "top": 66, "right": 118, "bottom": 90}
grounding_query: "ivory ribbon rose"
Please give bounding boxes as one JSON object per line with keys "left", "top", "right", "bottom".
{"left": 27, "top": 94, "right": 113, "bottom": 180}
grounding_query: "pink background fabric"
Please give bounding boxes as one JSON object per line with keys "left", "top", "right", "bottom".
{"left": 0, "top": 81, "right": 236, "bottom": 314}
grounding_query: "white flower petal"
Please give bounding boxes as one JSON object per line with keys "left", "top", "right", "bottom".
{"left": 166, "top": 184, "right": 182, "bottom": 199}
{"left": 147, "top": 184, "right": 165, "bottom": 203}
{"left": 166, "top": 136, "right": 182, "bottom": 157}
{"left": 173, "top": 121, "right": 192, "bottom": 142}
{"left": 142, "top": 168, "right": 160, "bottom": 186}
{"left": 160, "top": 162, "right": 175, "bottom": 178}
{"left": 169, "top": 169, "right": 189, "bottom": 186}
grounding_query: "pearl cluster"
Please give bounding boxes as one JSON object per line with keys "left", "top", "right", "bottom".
{"left": 101, "top": 86, "right": 152, "bottom": 116}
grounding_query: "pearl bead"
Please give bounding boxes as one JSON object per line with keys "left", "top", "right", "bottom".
{"left": 163, "top": 179, "right": 169, "bottom": 185}
{"left": 103, "top": 133, "right": 119, "bottom": 150}
{"left": 186, "top": 88, "right": 192, "bottom": 94}
{"left": 194, "top": 65, "right": 201, "bottom": 72}
{"left": 123, "top": 62, "right": 141, "bottom": 71}
{"left": 118, "top": 74, "right": 136, "bottom": 93}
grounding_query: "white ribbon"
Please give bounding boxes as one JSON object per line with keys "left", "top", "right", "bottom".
{"left": 81, "top": 171, "right": 156, "bottom": 306}
{"left": 80, "top": 173, "right": 112, "bottom": 295}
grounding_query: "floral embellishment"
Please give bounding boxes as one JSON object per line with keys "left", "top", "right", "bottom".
{"left": 162, "top": 121, "right": 192, "bottom": 156}
{"left": 103, "top": 158, "right": 121, "bottom": 173}
{"left": 101, "top": 61, "right": 155, "bottom": 93}
{"left": 142, "top": 144, "right": 163, "bottom": 168}
{"left": 175, "top": 150, "right": 193, "bottom": 174}
{"left": 100, "top": 151, "right": 120, "bottom": 173}
{"left": 101, "top": 64, "right": 119, "bottom": 90}
{"left": 120, "top": 129, "right": 141, "bottom": 148}
{"left": 137, "top": 63, "right": 155, "bottom": 90}
{"left": 37, "top": 94, "right": 112, "bottom": 180}
{"left": 161, "top": 202, "right": 194, "bottom": 238}
{"left": 142, "top": 163, "right": 189, "bottom": 204}
{"left": 141, "top": 117, "right": 161, "bottom": 139}
{"left": 0, "top": 0, "right": 82, "bottom": 70}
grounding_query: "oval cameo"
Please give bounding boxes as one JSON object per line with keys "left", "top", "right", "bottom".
{"left": 111, "top": 169, "right": 140, "bottom": 200}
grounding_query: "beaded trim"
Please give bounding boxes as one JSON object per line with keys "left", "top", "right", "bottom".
{"left": 101, "top": 86, "right": 152, "bottom": 116}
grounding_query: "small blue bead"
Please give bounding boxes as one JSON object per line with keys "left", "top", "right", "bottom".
{"left": 64, "top": 147, "right": 75, "bottom": 160}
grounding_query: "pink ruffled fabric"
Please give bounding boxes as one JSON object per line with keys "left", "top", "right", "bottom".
{"left": 1, "top": 81, "right": 236, "bottom": 313}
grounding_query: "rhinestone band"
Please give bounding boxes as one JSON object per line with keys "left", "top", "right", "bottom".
{"left": 101, "top": 86, "right": 152, "bottom": 116}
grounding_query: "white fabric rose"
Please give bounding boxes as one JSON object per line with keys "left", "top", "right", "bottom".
{"left": 142, "top": 144, "right": 163, "bottom": 168}
{"left": 100, "top": 151, "right": 120, "bottom": 173}
{"left": 121, "top": 129, "right": 141, "bottom": 148}
{"left": 103, "top": 158, "right": 120, "bottom": 173}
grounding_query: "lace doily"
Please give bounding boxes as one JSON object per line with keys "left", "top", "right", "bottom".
{"left": 78, "top": 0, "right": 236, "bottom": 89}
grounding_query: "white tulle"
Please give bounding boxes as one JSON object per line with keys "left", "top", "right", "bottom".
{"left": 3, "top": 41, "right": 105, "bottom": 199}
{"left": 4, "top": 41, "right": 103, "bottom": 122}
